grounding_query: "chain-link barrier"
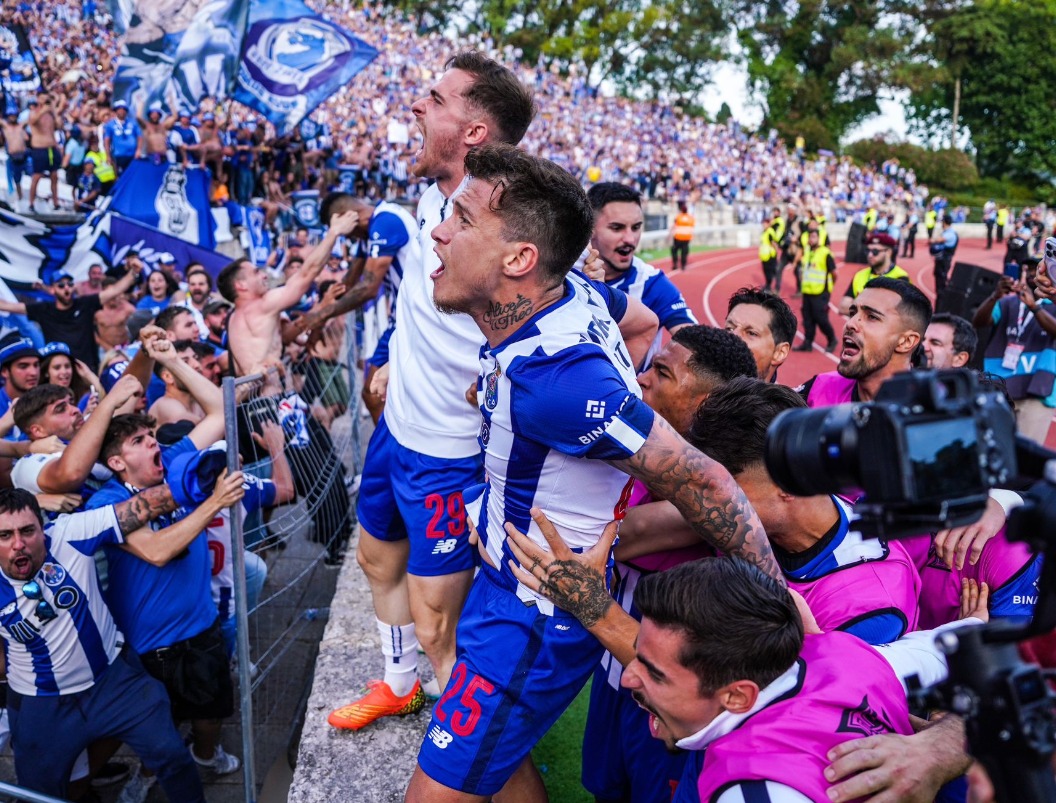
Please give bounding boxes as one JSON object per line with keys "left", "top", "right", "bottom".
{"left": 222, "top": 301, "right": 386, "bottom": 800}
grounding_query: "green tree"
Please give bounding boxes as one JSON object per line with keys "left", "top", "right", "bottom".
{"left": 617, "top": 0, "right": 727, "bottom": 99}
{"left": 904, "top": 0, "right": 1056, "bottom": 182}
{"left": 462, "top": 0, "right": 724, "bottom": 98}
{"left": 731, "top": 1, "right": 911, "bottom": 149}
{"left": 379, "top": 0, "right": 462, "bottom": 33}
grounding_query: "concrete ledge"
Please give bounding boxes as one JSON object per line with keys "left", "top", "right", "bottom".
{"left": 288, "top": 530, "right": 433, "bottom": 803}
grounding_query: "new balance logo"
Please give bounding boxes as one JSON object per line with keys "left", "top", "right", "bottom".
{"left": 586, "top": 400, "right": 606, "bottom": 419}
{"left": 432, "top": 539, "right": 458, "bottom": 555}
{"left": 428, "top": 725, "right": 454, "bottom": 749}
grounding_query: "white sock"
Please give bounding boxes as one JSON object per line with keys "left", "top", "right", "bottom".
{"left": 378, "top": 619, "right": 418, "bottom": 696}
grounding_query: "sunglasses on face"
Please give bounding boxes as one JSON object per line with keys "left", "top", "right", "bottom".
{"left": 866, "top": 247, "right": 887, "bottom": 255}
{"left": 54, "top": 281, "right": 74, "bottom": 289}
{"left": 22, "top": 580, "right": 57, "bottom": 623}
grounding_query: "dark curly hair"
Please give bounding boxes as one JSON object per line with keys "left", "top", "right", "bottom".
{"left": 671, "top": 325, "right": 758, "bottom": 386}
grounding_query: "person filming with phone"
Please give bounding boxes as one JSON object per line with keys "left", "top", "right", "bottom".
{"left": 973, "top": 255, "right": 1056, "bottom": 443}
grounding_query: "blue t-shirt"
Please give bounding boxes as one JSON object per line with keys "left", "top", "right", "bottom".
{"left": 0, "top": 387, "right": 26, "bottom": 442}
{"left": 86, "top": 436, "right": 215, "bottom": 653}
{"left": 135, "top": 295, "right": 171, "bottom": 316}
{"left": 76, "top": 172, "right": 102, "bottom": 202}
{"left": 103, "top": 118, "right": 141, "bottom": 158}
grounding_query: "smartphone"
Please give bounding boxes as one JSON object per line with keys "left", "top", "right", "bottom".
{"left": 1044, "top": 237, "right": 1056, "bottom": 277}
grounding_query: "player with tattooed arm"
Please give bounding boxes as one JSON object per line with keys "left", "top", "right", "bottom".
{"left": 403, "top": 144, "right": 779, "bottom": 803}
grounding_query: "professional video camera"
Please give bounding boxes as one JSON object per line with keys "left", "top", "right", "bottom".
{"left": 765, "top": 368, "right": 1056, "bottom": 803}
{"left": 766, "top": 369, "right": 1017, "bottom": 539}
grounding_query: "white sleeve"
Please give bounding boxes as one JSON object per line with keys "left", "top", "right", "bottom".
{"left": 715, "top": 781, "right": 814, "bottom": 803}
{"left": 874, "top": 618, "right": 986, "bottom": 693}
{"left": 989, "top": 488, "right": 1024, "bottom": 517}
{"left": 10, "top": 453, "right": 59, "bottom": 495}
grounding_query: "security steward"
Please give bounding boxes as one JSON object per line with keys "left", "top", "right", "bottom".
{"left": 792, "top": 228, "right": 837, "bottom": 353}
{"left": 838, "top": 232, "right": 909, "bottom": 315}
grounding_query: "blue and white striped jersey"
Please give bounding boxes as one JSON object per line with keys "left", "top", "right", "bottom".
{"left": 606, "top": 256, "right": 697, "bottom": 365}
{"left": 0, "top": 506, "right": 124, "bottom": 696}
{"left": 470, "top": 272, "right": 655, "bottom": 610}
{"left": 368, "top": 201, "right": 418, "bottom": 307}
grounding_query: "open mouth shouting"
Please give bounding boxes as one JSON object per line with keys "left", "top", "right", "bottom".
{"left": 840, "top": 335, "right": 862, "bottom": 362}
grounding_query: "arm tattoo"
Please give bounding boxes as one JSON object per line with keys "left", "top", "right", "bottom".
{"left": 297, "top": 263, "right": 385, "bottom": 331}
{"left": 614, "top": 416, "right": 783, "bottom": 583}
{"left": 538, "top": 559, "right": 613, "bottom": 627}
{"left": 113, "top": 485, "right": 178, "bottom": 535}
{"left": 483, "top": 295, "right": 533, "bottom": 331}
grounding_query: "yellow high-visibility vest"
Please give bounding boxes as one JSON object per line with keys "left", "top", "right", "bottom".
{"left": 801, "top": 245, "right": 834, "bottom": 295}
{"left": 85, "top": 150, "right": 115, "bottom": 183}
{"left": 759, "top": 225, "right": 778, "bottom": 261}
{"left": 851, "top": 265, "right": 910, "bottom": 297}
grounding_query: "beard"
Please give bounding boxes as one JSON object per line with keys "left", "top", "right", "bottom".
{"left": 412, "top": 126, "right": 463, "bottom": 179}
{"left": 434, "top": 298, "right": 467, "bottom": 316}
{"left": 838, "top": 344, "right": 895, "bottom": 380}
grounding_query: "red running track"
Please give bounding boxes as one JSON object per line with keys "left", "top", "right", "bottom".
{"left": 652, "top": 237, "right": 1056, "bottom": 449}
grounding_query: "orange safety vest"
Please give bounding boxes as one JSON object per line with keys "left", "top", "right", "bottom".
{"left": 672, "top": 213, "right": 695, "bottom": 241}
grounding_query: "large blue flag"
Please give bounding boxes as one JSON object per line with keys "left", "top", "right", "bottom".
{"left": 107, "top": 161, "right": 217, "bottom": 249}
{"left": 0, "top": 207, "right": 228, "bottom": 288}
{"left": 0, "top": 209, "right": 107, "bottom": 289}
{"left": 109, "top": 216, "right": 229, "bottom": 278}
{"left": 112, "top": 0, "right": 249, "bottom": 112}
{"left": 234, "top": 0, "right": 378, "bottom": 135}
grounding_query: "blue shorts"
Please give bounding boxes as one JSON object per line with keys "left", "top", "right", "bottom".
{"left": 417, "top": 564, "right": 603, "bottom": 795}
{"left": 356, "top": 415, "right": 481, "bottom": 576}
{"left": 582, "top": 663, "right": 688, "bottom": 802}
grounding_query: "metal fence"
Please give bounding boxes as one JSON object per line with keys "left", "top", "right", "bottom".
{"left": 221, "top": 302, "right": 383, "bottom": 802}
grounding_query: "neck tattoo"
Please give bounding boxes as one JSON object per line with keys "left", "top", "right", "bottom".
{"left": 483, "top": 294, "right": 533, "bottom": 331}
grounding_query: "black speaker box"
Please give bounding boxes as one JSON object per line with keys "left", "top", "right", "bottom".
{"left": 935, "top": 262, "right": 1001, "bottom": 320}
{"left": 844, "top": 222, "right": 868, "bottom": 264}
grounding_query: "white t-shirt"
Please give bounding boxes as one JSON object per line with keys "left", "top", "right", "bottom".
{"left": 12, "top": 452, "right": 111, "bottom": 496}
{"left": 383, "top": 180, "right": 486, "bottom": 458}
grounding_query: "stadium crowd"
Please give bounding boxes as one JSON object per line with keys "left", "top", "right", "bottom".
{"left": 0, "top": 2, "right": 1053, "bottom": 803}
{"left": 3, "top": 0, "right": 936, "bottom": 223}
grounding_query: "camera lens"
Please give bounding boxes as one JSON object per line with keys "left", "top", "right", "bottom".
{"left": 765, "top": 405, "right": 863, "bottom": 497}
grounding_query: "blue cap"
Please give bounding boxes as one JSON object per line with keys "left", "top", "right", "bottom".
{"left": 203, "top": 112, "right": 215, "bottom": 122}
{"left": 51, "top": 271, "right": 74, "bottom": 284}
{"left": 113, "top": 100, "right": 128, "bottom": 110}
{"left": 39, "top": 342, "right": 72, "bottom": 359}
{"left": 101, "top": 360, "right": 128, "bottom": 392}
{"left": 0, "top": 335, "right": 38, "bottom": 368}
{"left": 165, "top": 442, "right": 228, "bottom": 509}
